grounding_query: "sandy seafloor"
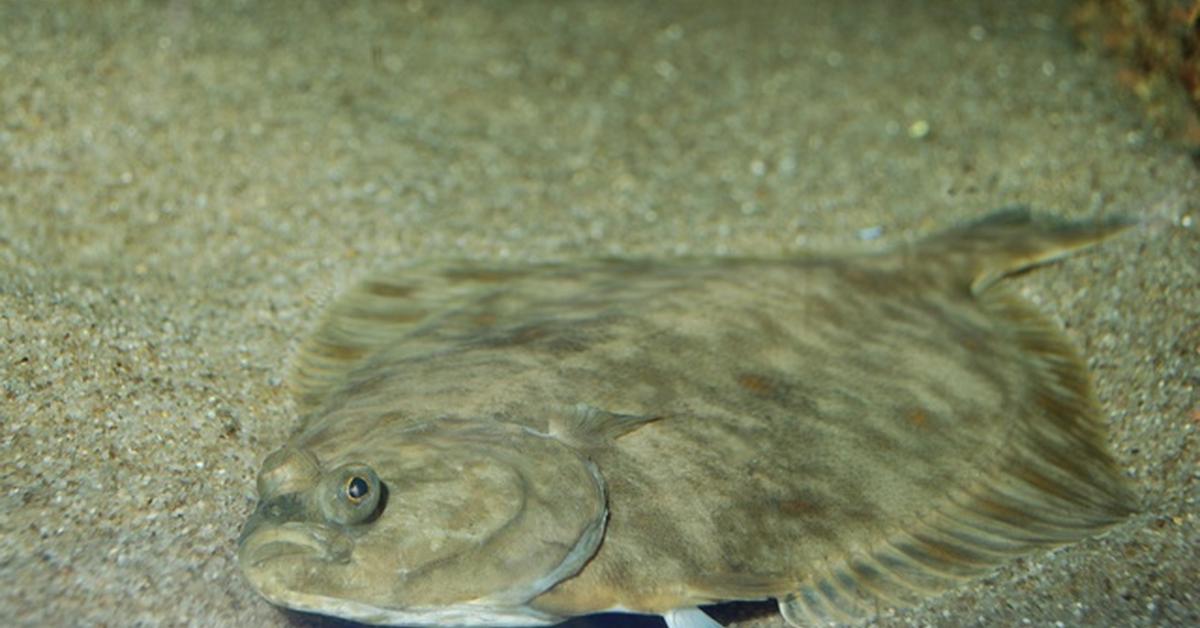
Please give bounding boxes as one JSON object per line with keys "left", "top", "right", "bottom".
{"left": 1, "top": 1, "right": 1197, "bottom": 626}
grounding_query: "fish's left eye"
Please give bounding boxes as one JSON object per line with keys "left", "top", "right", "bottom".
{"left": 320, "top": 463, "right": 383, "bottom": 526}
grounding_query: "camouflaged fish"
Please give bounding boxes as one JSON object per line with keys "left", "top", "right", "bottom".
{"left": 238, "top": 208, "right": 1136, "bottom": 627}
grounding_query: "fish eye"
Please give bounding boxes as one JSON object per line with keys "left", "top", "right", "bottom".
{"left": 319, "top": 463, "right": 384, "bottom": 526}
{"left": 345, "top": 476, "right": 370, "bottom": 503}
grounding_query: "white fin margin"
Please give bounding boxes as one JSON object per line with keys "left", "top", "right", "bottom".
{"left": 663, "top": 607, "right": 723, "bottom": 628}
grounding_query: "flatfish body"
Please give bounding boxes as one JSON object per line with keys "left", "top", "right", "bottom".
{"left": 238, "top": 208, "right": 1135, "bottom": 627}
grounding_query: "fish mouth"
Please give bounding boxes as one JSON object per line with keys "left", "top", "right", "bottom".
{"left": 239, "top": 521, "right": 353, "bottom": 572}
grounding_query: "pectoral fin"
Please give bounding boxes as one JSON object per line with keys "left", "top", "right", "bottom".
{"left": 550, "top": 403, "right": 663, "bottom": 448}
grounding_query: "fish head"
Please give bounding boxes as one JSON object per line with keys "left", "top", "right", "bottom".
{"left": 238, "top": 419, "right": 608, "bottom": 626}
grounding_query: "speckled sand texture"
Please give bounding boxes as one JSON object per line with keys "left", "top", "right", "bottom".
{"left": 1, "top": 1, "right": 1197, "bottom": 626}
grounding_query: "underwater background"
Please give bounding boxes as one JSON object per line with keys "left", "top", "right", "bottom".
{"left": 1, "top": 1, "right": 1196, "bottom": 626}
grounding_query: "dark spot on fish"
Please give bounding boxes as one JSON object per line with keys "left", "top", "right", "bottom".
{"left": 470, "top": 311, "right": 498, "bottom": 327}
{"left": 442, "top": 268, "right": 525, "bottom": 283}
{"left": 737, "top": 373, "right": 775, "bottom": 397}
{"left": 472, "top": 323, "right": 550, "bottom": 349}
{"left": 778, "top": 498, "right": 822, "bottom": 516}
{"left": 363, "top": 281, "right": 415, "bottom": 298}
{"left": 352, "top": 306, "right": 428, "bottom": 324}
{"left": 319, "top": 342, "right": 366, "bottom": 361}
{"left": 472, "top": 319, "right": 600, "bottom": 357}
{"left": 770, "top": 487, "right": 837, "bottom": 520}
{"left": 511, "top": 324, "right": 550, "bottom": 345}
{"left": 542, "top": 334, "right": 592, "bottom": 355}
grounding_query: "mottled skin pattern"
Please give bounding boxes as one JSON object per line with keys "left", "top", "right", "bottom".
{"left": 239, "top": 209, "right": 1134, "bottom": 626}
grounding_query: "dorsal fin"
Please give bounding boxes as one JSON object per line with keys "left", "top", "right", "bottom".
{"left": 289, "top": 263, "right": 534, "bottom": 416}
{"left": 289, "top": 259, "right": 652, "bottom": 418}
{"left": 917, "top": 206, "right": 1135, "bottom": 295}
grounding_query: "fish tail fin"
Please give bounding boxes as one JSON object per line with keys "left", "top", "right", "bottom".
{"left": 920, "top": 206, "right": 1135, "bottom": 294}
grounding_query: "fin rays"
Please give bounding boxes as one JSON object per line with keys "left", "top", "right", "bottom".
{"left": 781, "top": 461, "right": 1129, "bottom": 626}
{"left": 916, "top": 206, "right": 1135, "bottom": 295}
{"left": 780, "top": 210, "right": 1135, "bottom": 626}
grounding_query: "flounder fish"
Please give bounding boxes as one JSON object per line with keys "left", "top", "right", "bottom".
{"left": 238, "top": 208, "right": 1136, "bottom": 627}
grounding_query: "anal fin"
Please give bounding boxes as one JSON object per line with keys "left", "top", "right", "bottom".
{"left": 776, "top": 438, "right": 1134, "bottom": 627}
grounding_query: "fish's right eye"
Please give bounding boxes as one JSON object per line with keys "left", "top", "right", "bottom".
{"left": 345, "top": 476, "right": 371, "bottom": 502}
